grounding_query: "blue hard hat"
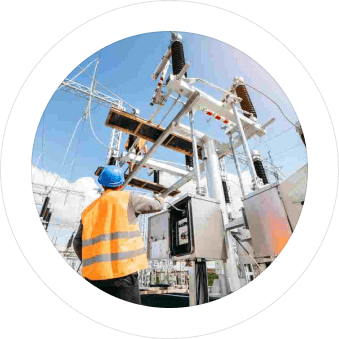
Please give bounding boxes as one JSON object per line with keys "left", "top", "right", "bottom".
{"left": 98, "top": 166, "right": 124, "bottom": 188}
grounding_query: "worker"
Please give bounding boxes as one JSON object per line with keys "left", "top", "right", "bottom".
{"left": 73, "top": 165, "right": 164, "bottom": 304}
{"left": 124, "top": 135, "right": 148, "bottom": 172}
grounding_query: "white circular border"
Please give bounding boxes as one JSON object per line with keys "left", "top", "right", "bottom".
{"left": 1, "top": 1, "right": 338, "bottom": 338}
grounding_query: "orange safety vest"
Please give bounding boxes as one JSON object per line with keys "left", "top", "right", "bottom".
{"left": 81, "top": 190, "right": 148, "bottom": 280}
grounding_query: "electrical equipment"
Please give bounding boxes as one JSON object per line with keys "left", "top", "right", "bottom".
{"left": 147, "top": 210, "right": 170, "bottom": 260}
{"left": 233, "top": 77, "right": 257, "bottom": 120}
{"left": 251, "top": 150, "right": 269, "bottom": 185}
{"left": 154, "top": 170, "right": 160, "bottom": 184}
{"left": 221, "top": 179, "right": 231, "bottom": 204}
{"left": 147, "top": 194, "right": 226, "bottom": 261}
{"left": 40, "top": 196, "right": 50, "bottom": 218}
{"left": 242, "top": 183, "right": 292, "bottom": 258}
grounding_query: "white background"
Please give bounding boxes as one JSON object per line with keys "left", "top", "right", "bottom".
{"left": 1, "top": 1, "right": 338, "bottom": 338}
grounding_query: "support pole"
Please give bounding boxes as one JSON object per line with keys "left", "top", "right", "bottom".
{"left": 189, "top": 111, "right": 204, "bottom": 195}
{"left": 202, "top": 136, "right": 242, "bottom": 293}
{"left": 188, "top": 261, "right": 196, "bottom": 306}
{"left": 123, "top": 91, "right": 200, "bottom": 188}
{"left": 230, "top": 102, "right": 259, "bottom": 190}
{"left": 229, "top": 134, "right": 246, "bottom": 197}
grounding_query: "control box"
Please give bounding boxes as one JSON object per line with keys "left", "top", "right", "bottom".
{"left": 147, "top": 194, "right": 226, "bottom": 260}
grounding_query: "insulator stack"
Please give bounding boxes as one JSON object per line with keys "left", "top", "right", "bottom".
{"left": 40, "top": 196, "right": 50, "bottom": 218}
{"left": 295, "top": 121, "right": 306, "bottom": 147}
{"left": 171, "top": 40, "right": 187, "bottom": 77}
{"left": 45, "top": 211, "right": 52, "bottom": 230}
{"left": 235, "top": 84, "right": 257, "bottom": 119}
{"left": 42, "top": 207, "right": 50, "bottom": 221}
{"left": 108, "top": 157, "right": 116, "bottom": 166}
{"left": 154, "top": 170, "right": 160, "bottom": 184}
{"left": 127, "top": 135, "right": 137, "bottom": 150}
{"left": 251, "top": 150, "right": 268, "bottom": 185}
{"left": 185, "top": 154, "right": 194, "bottom": 168}
{"left": 222, "top": 179, "right": 231, "bottom": 204}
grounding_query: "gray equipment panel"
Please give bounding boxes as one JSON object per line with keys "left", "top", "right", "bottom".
{"left": 147, "top": 210, "right": 170, "bottom": 260}
{"left": 242, "top": 184, "right": 292, "bottom": 258}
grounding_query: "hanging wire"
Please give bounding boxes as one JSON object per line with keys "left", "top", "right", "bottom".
{"left": 264, "top": 126, "right": 294, "bottom": 143}
{"left": 270, "top": 143, "right": 304, "bottom": 159}
{"left": 32, "top": 153, "right": 42, "bottom": 183}
{"left": 41, "top": 114, "right": 46, "bottom": 187}
{"left": 87, "top": 98, "right": 110, "bottom": 148}
{"left": 245, "top": 83, "right": 298, "bottom": 128}
{"left": 77, "top": 64, "right": 138, "bottom": 111}
{"left": 47, "top": 116, "right": 84, "bottom": 195}
{"left": 68, "top": 118, "right": 86, "bottom": 182}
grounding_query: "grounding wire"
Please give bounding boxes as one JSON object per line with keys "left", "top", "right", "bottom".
{"left": 244, "top": 83, "right": 298, "bottom": 128}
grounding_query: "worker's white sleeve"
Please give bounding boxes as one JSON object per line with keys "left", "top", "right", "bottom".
{"left": 130, "top": 192, "right": 164, "bottom": 215}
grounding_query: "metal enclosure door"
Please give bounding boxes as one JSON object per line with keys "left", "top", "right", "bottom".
{"left": 147, "top": 210, "right": 170, "bottom": 260}
{"left": 242, "top": 185, "right": 292, "bottom": 258}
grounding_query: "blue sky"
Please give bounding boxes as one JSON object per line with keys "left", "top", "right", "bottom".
{"left": 32, "top": 31, "right": 307, "bottom": 200}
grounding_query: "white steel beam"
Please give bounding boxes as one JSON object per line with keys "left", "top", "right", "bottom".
{"left": 120, "top": 153, "right": 188, "bottom": 177}
{"left": 167, "top": 76, "right": 266, "bottom": 137}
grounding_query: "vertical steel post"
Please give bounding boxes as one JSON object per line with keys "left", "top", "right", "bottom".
{"left": 188, "top": 261, "right": 196, "bottom": 306}
{"left": 230, "top": 102, "right": 259, "bottom": 190}
{"left": 229, "top": 134, "right": 246, "bottom": 198}
{"left": 189, "top": 110, "right": 204, "bottom": 195}
{"left": 202, "top": 136, "right": 242, "bottom": 293}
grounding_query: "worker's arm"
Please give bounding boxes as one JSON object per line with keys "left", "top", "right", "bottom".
{"left": 130, "top": 192, "right": 164, "bottom": 215}
{"left": 73, "top": 222, "right": 83, "bottom": 261}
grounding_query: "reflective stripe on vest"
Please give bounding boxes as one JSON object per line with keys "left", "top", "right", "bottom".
{"left": 81, "top": 190, "right": 148, "bottom": 280}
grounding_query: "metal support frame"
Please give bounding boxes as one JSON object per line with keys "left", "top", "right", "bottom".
{"left": 229, "top": 134, "right": 246, "bottom": 197}
{"left": 106, "top": 128, "right": 122, "bottom": 165}
{"left": 160, "top": 162, "right": 205, "bottom": 198}
{"left": 120, "top": 153, "right": 188, "bottom": 177}
{"left": 123, "top": 91, "right": 201, "bottom": 188}
{"left": 189, "top": 110, "right": 204, "bottom": 195}
{"left": 230, "top": 102, "right": 260, "bottom": 190}
{"left": 201, "top": 136, "right": 243, "bottom": 293}
{"left": 60, "top": 79, "right": 125, "bottom": 109}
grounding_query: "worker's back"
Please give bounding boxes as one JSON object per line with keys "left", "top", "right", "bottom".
{"left": 81, "top": 190, "right": 148, "bottom": 280}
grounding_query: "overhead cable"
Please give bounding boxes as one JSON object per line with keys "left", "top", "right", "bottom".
{"left": 270, "top": 143, "right": 304, "bottom": 159}
{"left": 78, "top": 64, "right": 138, "bottom": 111}
{"left": 245, "top": 83, "right": 298, "bottom": 128}
{"left": 48, "top": 116, "right": 84, "bottom": 195}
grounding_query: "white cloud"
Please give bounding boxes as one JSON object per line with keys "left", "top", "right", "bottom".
{"left": 32, "top": 165, "right": 100, "bottom": 228}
